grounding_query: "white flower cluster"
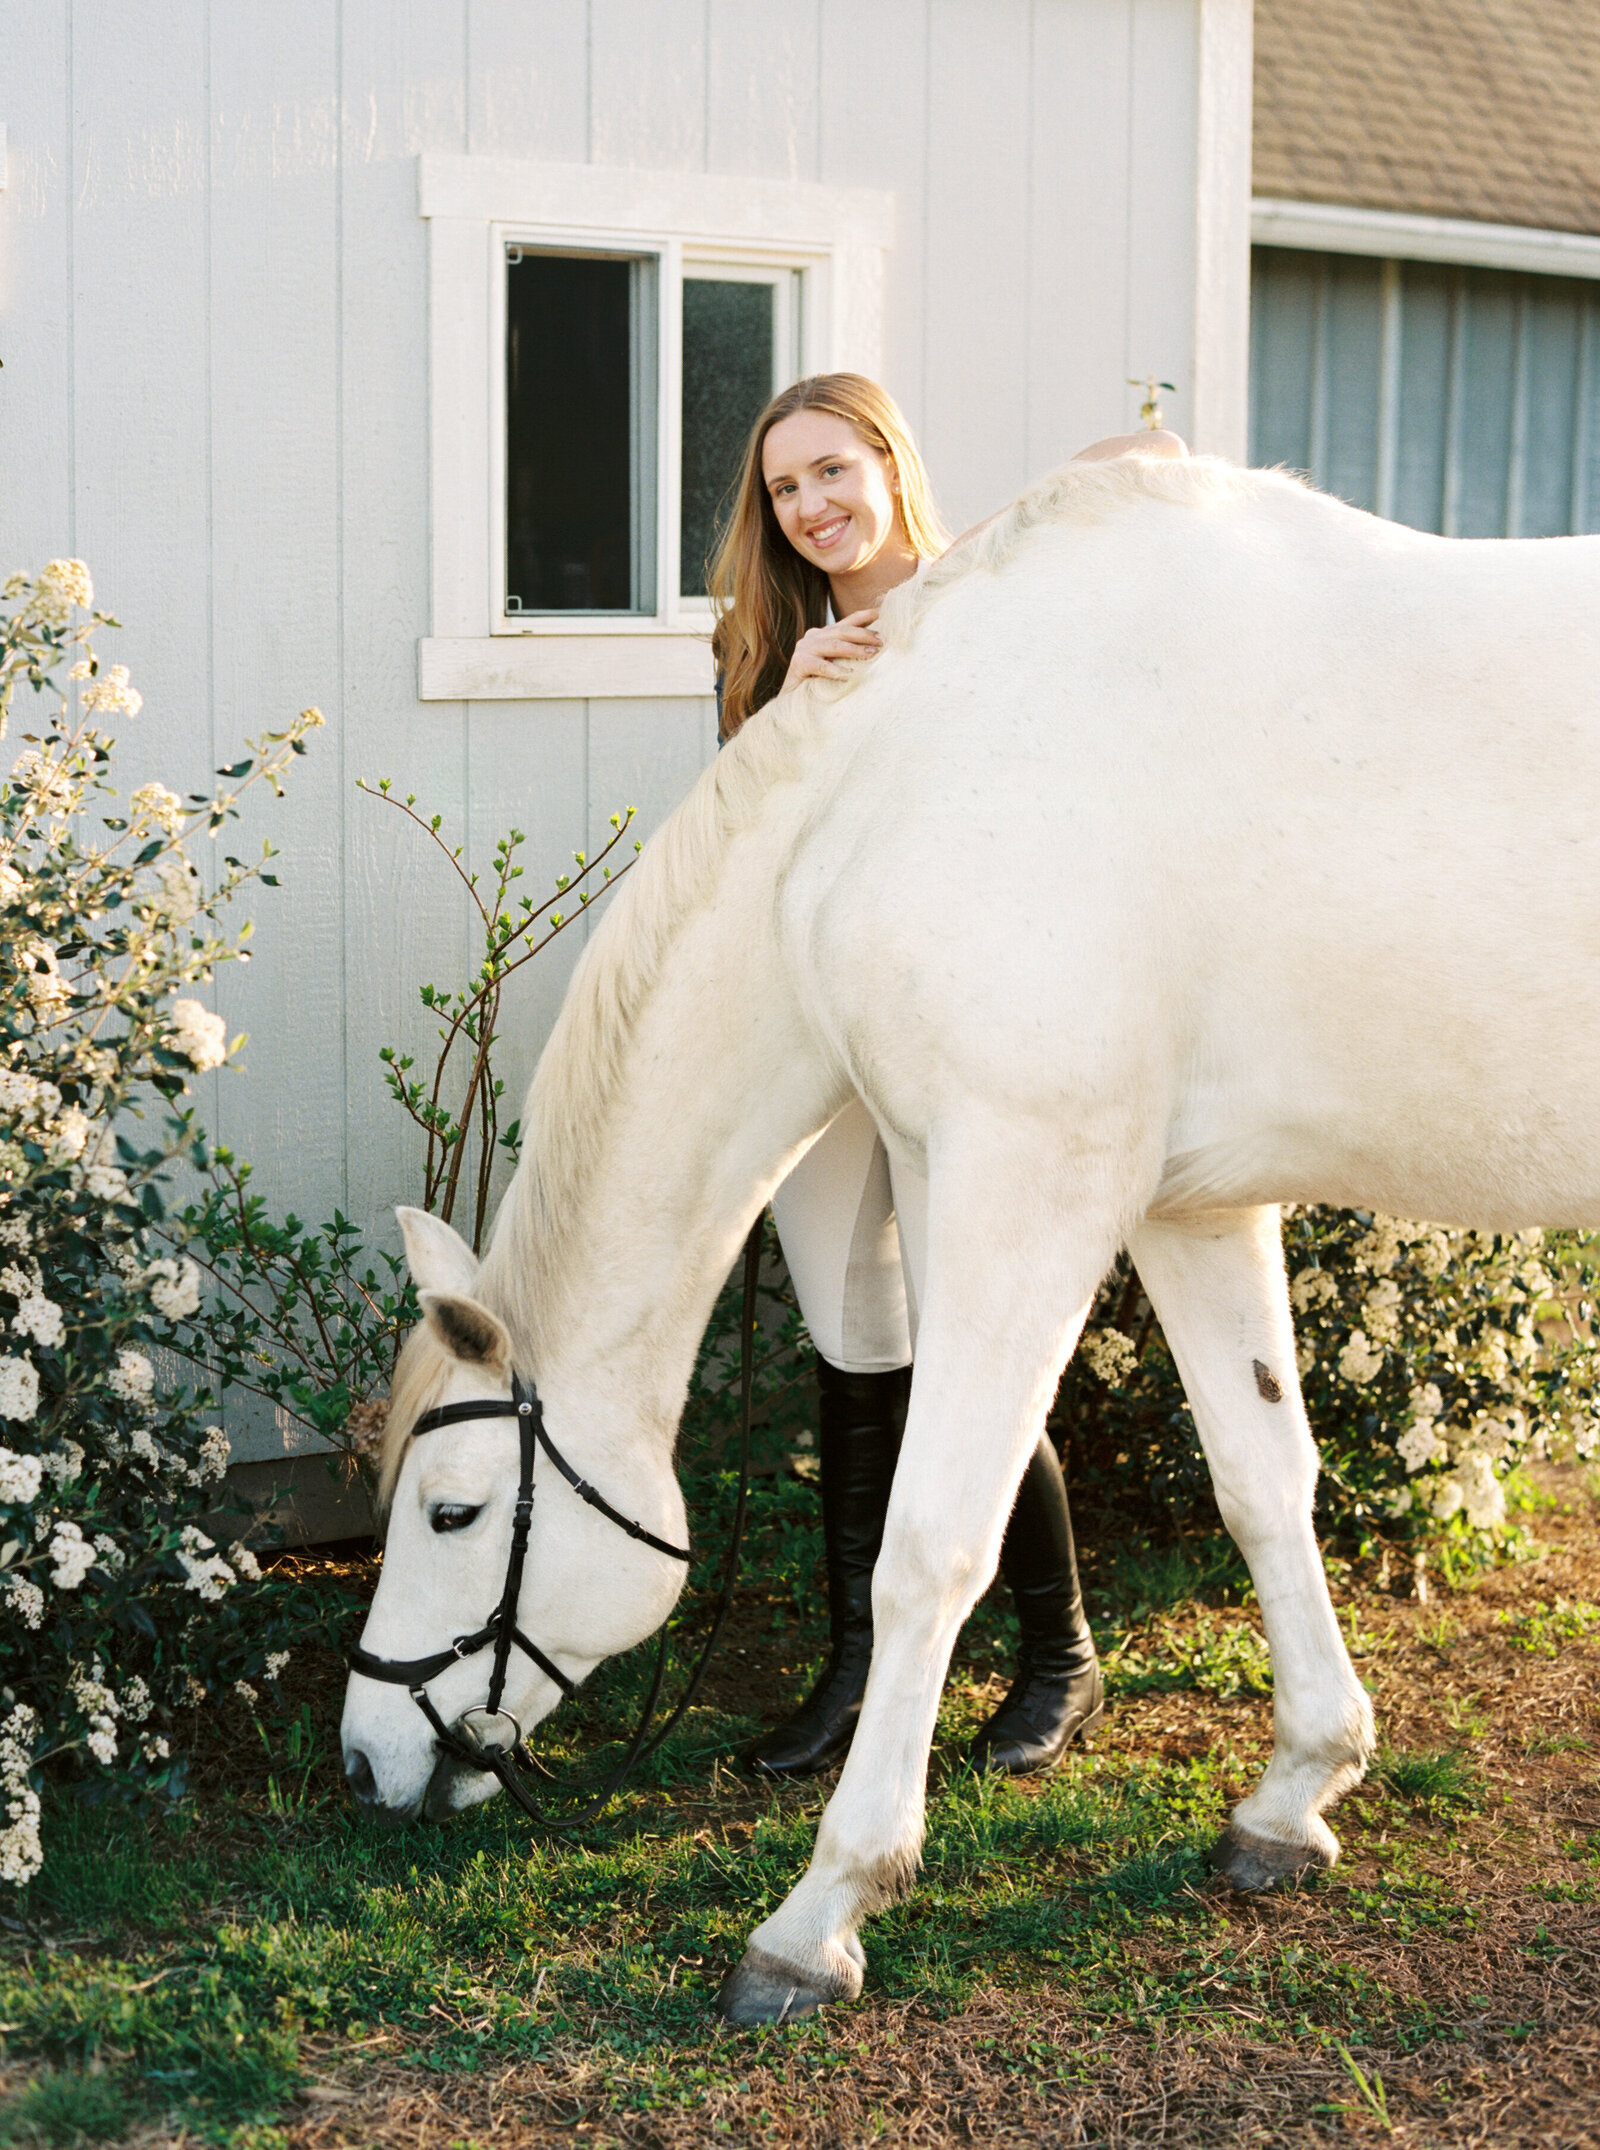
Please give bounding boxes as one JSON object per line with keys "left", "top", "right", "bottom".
{"left": 108, "top": 1349, "right": 154, "bottom": 1404}
{"left": 13, "top": 1293, "right": 64, "bottom": 1348}
{"left": 1390, "top": 1386, "right": 1516, "bottom": 1532}
{"left": 1290, "top": 1266, "right": 1337, "bottom": 1313}
{"left": 197, "top": 1425, "right": 229, "bottom": 1481}
{"left": 168, "top": 999, "right": 227, "bottom": 1073}
{"left": 69, "top": 1663, "right": 120, "bottom": 1767}
{"left": 1361, "top": 1278, "right": 1402, "bottom": 1345}
{"left": 28, "top": 558, "right": 93, "bottom": 628}
{"left": 0, "top": 1069, "right": 91, "bottom": 1172}
{"left": 48, "top": 1518, "right": 95, "bottom": 1590}
{"left": 83, "top": 1161, "right": 129, "bottom": 1204}
{"left": 1079, "top": 1326, "right": 1139, "bottom": 1386}
{"left": 143, "top": 1256, "right": 200, "bottom": 1322}
{"left": 130, "top": 782, "right": 185, "bottom": 834}
{"left": 151, "top": 854, "right": 201, "bottom": 927}
{"left": 0, "top": 1444, "right": 42, "bottom": 1504}
{"left": 2, "top": 1574, "right": 45, "bottom": 1629}
{"left": 1336, "top": 1329, "right": 1385, "bottom": 1386}
{"left": 9, "top": 755, "right": 77, "bottom": 821}
{"left": 176, "top": 1525, "right": 236, "bottom": 1602}
{"left": 0, "top": 1704, "right": 42, "bottom": 1886}
{"left": 265, "top": 1651, "right": 290, "bottom": 1680}
{"left": 80, "top": 664, "right": 142, "bottom": 719}
{"left": 0, "top": 1067, "right": 59, "bottom": 1126}
{"left": 0, "top": 1355, "right": 40, "bottom": 1424}
{"left": 19, "top": 938, "right": 71, "bottom": 1016}
{"left": 41, "top": 1441, "right": 83, "bottom": 1488}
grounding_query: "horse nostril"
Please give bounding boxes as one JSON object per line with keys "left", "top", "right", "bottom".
{"left": 345, "top": 1747, "right": 378, "bottom": 1805}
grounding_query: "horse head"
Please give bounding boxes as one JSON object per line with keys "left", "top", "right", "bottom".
{"left": 339, "top": 1207, "right": 690, "bottom": 1824}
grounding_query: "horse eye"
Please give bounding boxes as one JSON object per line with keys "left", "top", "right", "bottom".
{"left": 429, "top": 1503, "right": 483, "bottom": 1535}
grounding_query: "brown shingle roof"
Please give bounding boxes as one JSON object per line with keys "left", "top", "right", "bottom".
{"left": 1253, "top": 0, "right": 1600, "bottom": 236}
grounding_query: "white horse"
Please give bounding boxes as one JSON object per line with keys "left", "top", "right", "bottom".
{"left": 342, "top": 454, "right": 1600, "bottom": 2025}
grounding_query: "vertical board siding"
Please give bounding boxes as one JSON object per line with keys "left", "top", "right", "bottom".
{"left": 706, "top": 0, "right": 821, "bottom": 183}
{"left": 0, "top": 0, "right": 1217, "bottom": 1468}
{"left": 207, "top": 6, "right": 343, "bottom": 1212}
{"left": 817, "top": 0, "right": 931, "bottom": 431}
{"left": 1124, "top": 0, "right": 1199, "bottom": 446}
{"left": 0, "top": 4, "right": 73, "bottom": 569}
{"left": 1028, "top": 0, "right": 1135, "bottom": 466}
{"left": 465, "top": 0, "right": 591, "bottom": 162}
{"left": 339, "top": 0, "right": 471, "bottom": 1247}
{"left": 923, "top": 0, "right": 1034, "bottom": 528}
{"left": 1252, "top": 247, "right": 1600, "bottom": 539}
{"left": 587, "top": 0, "right": 709, "bottom": 172}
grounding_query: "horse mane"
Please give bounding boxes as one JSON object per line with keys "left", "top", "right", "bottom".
{"left": 873, "top": 452, "right": 1284, "bottom": 654}
{"left": 374, "top": 1317, "right": 452, "bottom": 1515}
{"left": 374, "top": 452, "right": 1285, "bottom": 1491}
{"left": 473, "top": 671, "right": 838, "bottom": 1369}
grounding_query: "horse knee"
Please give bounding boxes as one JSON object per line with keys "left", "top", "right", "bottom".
{"left": 872, "top": 1514, "right": 981, "bottom": 1631}
{"left": 1210, "top": 1464, "right": 1315, "bottom": 1556}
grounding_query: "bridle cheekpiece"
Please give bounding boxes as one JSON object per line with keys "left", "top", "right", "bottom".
{"left": 347, "top": 1371, "right": 691, "bottom": 1794}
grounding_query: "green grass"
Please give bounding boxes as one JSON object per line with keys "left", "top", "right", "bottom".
{"left": 0, "top": 2067, "right": 144, "bottom": 2149}
{"left": 9, "top": 1469, "right": 1586, "bottom": 2146}
{"left": 1496, "top": 1595, "right": 1600, "bottom": 1656}
{"left": 0, "top": 1717, "right": 1452, "bottom": 2146}
{"left": 1374, "top": 1746, "right": 1483, "bottom": 1811}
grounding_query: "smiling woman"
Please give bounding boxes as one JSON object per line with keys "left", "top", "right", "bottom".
{"left": 709, "top": 373, "right": 949, "bottom": 735}
{"left": 701, "top": 374, "right": 1113, "bottom": 1792}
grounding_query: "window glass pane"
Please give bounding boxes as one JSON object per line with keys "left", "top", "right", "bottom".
{"left": 506, "top": 252, "right": 652, "bottom": 613}
{"left": 680, "top": 279, "right": 777, "bottom": 598}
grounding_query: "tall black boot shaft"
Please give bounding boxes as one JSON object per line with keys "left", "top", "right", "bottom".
{"left": 817, "top": 1363, "right": 909, "bottom": 1652}
{"left": 970, "top": 1435, "right": 1104, "bottom": 1775}
{"left": 999, "top": 1437, "right": 1094, "bottom": 1657}
{"left": 745, "top": 1360, "right": 908, "bottom": 1779}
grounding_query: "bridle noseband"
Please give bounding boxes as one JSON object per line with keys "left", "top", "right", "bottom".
{"left": 347, "top": 1224, "right": 759, "bottom": 1829}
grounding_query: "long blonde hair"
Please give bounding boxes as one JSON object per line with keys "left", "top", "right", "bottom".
{"left": 708, "top": 373, "right": 950, "bottom": 737}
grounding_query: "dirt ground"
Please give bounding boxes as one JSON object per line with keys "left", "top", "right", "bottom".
{"left": 278, "top": 1474, "right": 1600, "bottom": 2149}
{"left": 7, "top": 1470, "right": 1598, "bottom": 2150}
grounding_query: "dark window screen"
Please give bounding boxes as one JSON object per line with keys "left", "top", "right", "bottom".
{"left": 680, "top": 278, "right": 776, "bottom": 597}
{"left": 506, "top": 253, "right": 641, "bottom": 612}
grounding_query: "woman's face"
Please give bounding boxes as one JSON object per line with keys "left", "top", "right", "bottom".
{"left": 761, "top": 410, "right": 904, "bottom": 576}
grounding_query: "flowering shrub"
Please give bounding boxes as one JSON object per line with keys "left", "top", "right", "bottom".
{"left": 162, "top": 791, "right": 642, "bottom": 1482}
{"left": 1068, "top": 1208, "right": 1600, "bottom": 1569}
{"left": 0, "top": 563, "right": 324, "bottom": 1885}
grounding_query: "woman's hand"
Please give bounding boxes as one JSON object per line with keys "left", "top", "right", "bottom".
{"left": 783, "top": 608, "right": 882, "bottom": 691}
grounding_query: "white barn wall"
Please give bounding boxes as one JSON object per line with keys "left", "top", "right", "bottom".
{"left": 0, "top": 0, "right": 1248, "bottom": 1469}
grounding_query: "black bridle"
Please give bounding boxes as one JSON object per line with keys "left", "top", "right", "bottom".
{"left": 347, "top": 1225, "right": 760, "bottom": 1830}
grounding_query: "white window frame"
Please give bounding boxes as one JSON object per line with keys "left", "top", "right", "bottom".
{"left": 419, "top": 157, "right": 894, "bottom": 701}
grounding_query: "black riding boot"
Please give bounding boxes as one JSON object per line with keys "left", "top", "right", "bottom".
{"left": 969, "top": 1437, "right": 1104, "bottom": 1775}
{"left": 745, "top": 1359, "right": 909, "bottom": 1779}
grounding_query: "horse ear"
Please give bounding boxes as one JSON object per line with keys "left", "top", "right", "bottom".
{"left": 418, "top": 1290, "right": 512, "bottom": 1374}
{"left": 396, "top": 1206, "right": 478, "bottom": 1296}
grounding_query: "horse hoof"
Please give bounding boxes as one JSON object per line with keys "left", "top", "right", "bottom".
{"left": 714, "top": 1945, "right": 847, "bottom": 2028}
{"left": 1208, "top": 1825, "right": 1333, "bottom": 1894}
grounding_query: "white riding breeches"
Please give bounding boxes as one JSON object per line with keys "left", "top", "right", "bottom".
{"left": 770, "top": 1098, "right": 928, "bottom": 1375}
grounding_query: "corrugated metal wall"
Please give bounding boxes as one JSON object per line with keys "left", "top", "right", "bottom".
{"left": 1250, "top": 245, "right": 1600, "bottom": 535}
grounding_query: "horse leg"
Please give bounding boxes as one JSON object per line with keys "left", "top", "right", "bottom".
{"left": 718, "top": 1160, "right": 1124, "bottom": 2024}
{"left": 1126, "top": 1207, "right": 1376, "bottom": 1888}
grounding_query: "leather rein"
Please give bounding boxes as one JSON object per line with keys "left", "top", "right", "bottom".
{"left": 348, "top": 1224, "right": 761, "bottom": 1830}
